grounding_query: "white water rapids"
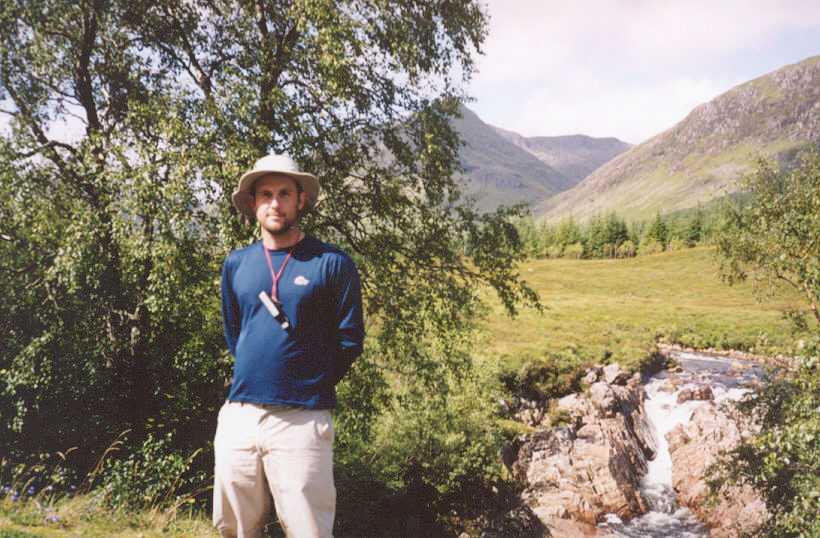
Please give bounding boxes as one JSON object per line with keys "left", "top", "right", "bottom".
{"left": 600, "top": 352, "right": 763, "bottom": 537}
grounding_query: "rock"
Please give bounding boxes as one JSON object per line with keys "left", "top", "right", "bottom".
{"left": 582, "top": 366, "right": 602, "bottom": 386}
{"left": 557, "top": 393, "right": 585, "bottom": 415}
{"left": 676, "top": 386, "right": 714, "bottom": 404}
{"left": 547, "top": 518, "right": 619, "bottom": 537}
{"left": 589, "top": 382, "right": 618, "bottom": 417}
{"left": 509, "top": 370, "right": 656, "bottom": 531}
{"left": 603, "top": 363, "right": 630, "bottom": 385}
{"left": 668, "top": 402, "right": 768, "bottom": 536}
{"left": 657, "top": 379, "right": 676, "bottom": 393}
{"left": 515, "top": 398, "right": 548, "bottom": 427}
{"left": 666, "top": 424, "right": 690, "bottom": 452}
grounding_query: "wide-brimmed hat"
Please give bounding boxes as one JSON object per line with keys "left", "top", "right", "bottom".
{"left": 232, "top": 154, "right": 320, "bottom": 220}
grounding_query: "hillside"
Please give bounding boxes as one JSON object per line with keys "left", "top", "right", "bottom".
{"left": 452, "top": 106, "right": 571, "bottom": 211}
{"left": 538, "top": 55, "right": 820, "bottom": 222}
{"left": 453, "top": 106, "right": 630, "bottom": 211}
{"left": 493, "top": 128, "right": 631, "bottom": 186}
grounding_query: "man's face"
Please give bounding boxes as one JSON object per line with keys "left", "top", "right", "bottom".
{"left": 252, "top": 174, "right": 307, "bottom": 236}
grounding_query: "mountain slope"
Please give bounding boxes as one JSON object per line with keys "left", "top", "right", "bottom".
{"left": 452, "top": 106, "right": 570, "bottom": 210}
{"left": 538, "top": 55, "right": 820, "bottom": 222}
{"left": 493, "top": 129, "right": 631, "bottom": 186}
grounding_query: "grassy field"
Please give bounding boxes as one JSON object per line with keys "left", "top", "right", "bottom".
{"left": 477, "top": 246, "right": 806, "bottom": 378}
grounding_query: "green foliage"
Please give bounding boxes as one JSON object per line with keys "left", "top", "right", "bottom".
{"left": 0, "top": 0, "right": 537, "bottom": 530}
{"left": 97, "top": 433, "right": 205, "bottom": 510}
{"left": 368, "top": 365, "right": 505, "bottom": 534}
{"left": 683, "top": 206, "right": 706, "bottom": 246}
{"left": 667, "top": 237, "right": 687, "bottom": 251}
{"left": 716, "top": 150, "right": 820, "bottom": 326}
{"left": 616, "top": 239, "right": 636, "bottom": 258}
{"left": 498, "top": 352, "right": 585, "bottom": 401}
{"left": 711, "top": 150, "right": 820, "bottom": 536}
{"left": 710, "top": 341, "right": 820, "bottom": 537}
{"left": 562, "top": 242, "right": 584, "bottom": 259}
{"left": 638, "top": 237, "right": 664, "bottom": 256}
{"left": 513, "top": 208, "right": 716, "bottom": 260}
{"left": 644, "top": 211, "right": 670, "bottom": 248}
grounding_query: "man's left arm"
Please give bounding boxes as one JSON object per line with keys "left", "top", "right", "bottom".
{"left": 329, "top": 254, "right": 364, "bottom": 385}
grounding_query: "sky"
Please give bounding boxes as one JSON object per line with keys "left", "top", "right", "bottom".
{"left": 468, "top": 0, "right": 820, "bottom": 144}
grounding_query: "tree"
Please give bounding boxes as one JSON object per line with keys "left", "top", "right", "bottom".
{"left": 643, "top": 211, "right": 669, "bottom": 249}
{"left": 716, "top": 151, "right": 820, "bottom": 325}
{"left": 0, "top": 0, "right": 536, "bottom": 527}
{"left": 712, "top": 150, "right": 820, "bottom": 537}
{"left": 683, "top": 205, "right": 705, "bottom": 246}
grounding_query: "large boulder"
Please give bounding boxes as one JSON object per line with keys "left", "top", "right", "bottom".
{"left": 507, "top": 372, "right": 656, "bottom": 532}
{"left": 668, "top": 402, "right": 768, "bottom": 537}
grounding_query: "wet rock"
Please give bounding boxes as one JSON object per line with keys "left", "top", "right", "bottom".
{"left": 508, "top": 371, "right": 656, "bottom": 531}
{"left": 676, "top": 386, "right": 714, "bottom": 404}
{"left": 666, "top": 424, "right": 691, "bottom": 452}
{"left": 668, "top": 402, "right": 768, "bottom": 537}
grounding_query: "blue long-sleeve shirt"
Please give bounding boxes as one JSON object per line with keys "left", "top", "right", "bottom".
{"left": 221, "top": 235, "right": 364, "bottom": 408}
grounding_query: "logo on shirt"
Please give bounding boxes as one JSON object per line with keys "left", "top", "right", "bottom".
{"left": 294, "top": 276, "right": 310, "bottom": 286}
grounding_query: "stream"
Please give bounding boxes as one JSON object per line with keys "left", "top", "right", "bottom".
{"left": 600, "top": 351, "right": 763, "bottom": 537}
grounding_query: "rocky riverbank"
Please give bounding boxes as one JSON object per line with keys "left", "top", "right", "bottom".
{"left": 497, "top": 354, "right": 768, "bottom": 537}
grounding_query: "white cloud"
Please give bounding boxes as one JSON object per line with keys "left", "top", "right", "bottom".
{"left": 469, "top": 0, "right": 820, "bottom": 143}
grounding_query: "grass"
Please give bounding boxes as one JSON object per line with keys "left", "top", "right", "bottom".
{"left": 0, "top": 494, "right": 219, "bottom": 537}
{"left": 477, "top": 246, "right": 807, "bottom": 379}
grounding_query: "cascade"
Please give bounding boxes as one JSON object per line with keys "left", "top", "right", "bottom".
{"left": 601, "top": 352, "right": 761, "bottom": 537}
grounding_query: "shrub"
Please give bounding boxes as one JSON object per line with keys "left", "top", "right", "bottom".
{"left": 366, "top": 366, "right": 505, "bottom": 535}
{"left": 709, "top": 340, "right": 820, "bottom": 537}
{"left": 638, "top": 238, "right": 664, "bottom": 256}
{"left": 616, "top": 240, "right": 636, "bottom": 258}
{"left": 667, "top": 238, "right": 688, "bottom": 251}
{"left": 97, "top": 433, "right": 205, "bottom": 510}
{"left": 563, "top": 243, "right": 584, "bottom": 259}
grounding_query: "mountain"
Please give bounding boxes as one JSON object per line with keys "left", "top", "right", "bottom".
{"left": 452, "top": 106, "right": 630, "bottom": 211}
{"left": 452, "top": 106, "right": 570, "bottom": 210}
{"left": 538, "top": 55, "right": 820, "bottom": 222}
{"left": 493, "top": 128, "right": 631, "bottom": 186}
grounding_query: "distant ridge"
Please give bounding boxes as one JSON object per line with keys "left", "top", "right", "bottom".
{"left": 492, "top": 129, "right": 631, "bottom": 187}
{"left": 538, "top": 55, "right": 820, "bottom": 222}
{"left": 452, "top": 106, "right": 631, "bottom": 211}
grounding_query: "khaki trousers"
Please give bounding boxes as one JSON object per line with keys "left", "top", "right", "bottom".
{"left": 212, "top": 401, "right": 336, "bottom": 538}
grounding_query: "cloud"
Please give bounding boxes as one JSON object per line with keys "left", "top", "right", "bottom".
{"left": 469, "top": 0, "right": 820, "bottom": 142}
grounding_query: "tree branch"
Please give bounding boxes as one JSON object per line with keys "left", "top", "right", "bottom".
{"left": 75, "top": 1, "right": 102, "bottom": 135}
{"left": 160, "top": 4, "right": 213, "bottom": 99}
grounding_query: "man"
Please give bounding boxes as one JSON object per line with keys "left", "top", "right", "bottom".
{"left": 213, "top": 154, "right": 365, "bottom": 538}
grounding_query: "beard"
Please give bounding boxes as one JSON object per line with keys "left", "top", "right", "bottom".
{"left": 260, "top": 211, "right": 299, "bottom": 236}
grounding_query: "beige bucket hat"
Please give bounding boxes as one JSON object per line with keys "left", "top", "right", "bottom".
{"left": 232, "top": 154, "right": 320, "bottom": 220}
